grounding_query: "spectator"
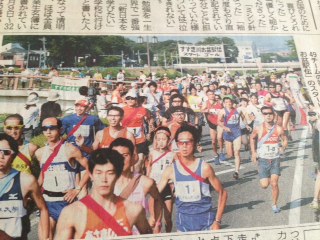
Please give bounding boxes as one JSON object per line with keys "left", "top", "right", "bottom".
{"left": 40, "top": 91, "right": 62, "bottom": 122}
{"left": 21, "top": 93, "right": 40, "bottom": 143}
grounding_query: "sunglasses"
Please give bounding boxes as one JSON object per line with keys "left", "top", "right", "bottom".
{"left": 4, "top": 125, "right": 24, "bottom": 130}
{"left": 0, "top": 149, "right": 13, "bottom": 156}
{"left": 177, "top": 140, "right": 194, "bottom": 146}
{"left": 262, "top": 112, "right": 274, "bottom": 115}
{"left": 42, "top": 125, "right": 60, "bottom": 131}
{"left": 126, "top": 97, "right": 137, "bottom": 100}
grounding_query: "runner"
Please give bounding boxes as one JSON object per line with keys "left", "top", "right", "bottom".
{"left": 147, "top": 127, "right": 175, "bottom": 233}
{"left": 35, "top": 117, "right": 90, "bottom": 238}
{"left": 201, "top": 90, "right": 223, "bottom": 164}
{"left": 3, "top": 114, "right": 38, "bottom": 175}
{"left": 122, "top": 91, "right": 154, "bottom": 173}
{"left": 54, "top": 148, "right": 152, "bottom": 239}
{"left": 76, "top": 106, "right": 136, "bottom": 154}
{"left": 0, "top": 133, "right": 49, "bottom": 239}
{"left": 111, "top": 81, "right": 125, "bottom": 106}
{"left": 110, "top": 138, "right": 162, "bottom": 234}
{"left": 157, "top": 125, "right": 227, "bottom": 232}
{"left": 218, "top": 97, "right": 251, "bottom": 179}
{"left": 250, "top": 106, "right": 288, "bottom": 213}
{"left": 264, "top": 83, "right": 294, "bottom": 139}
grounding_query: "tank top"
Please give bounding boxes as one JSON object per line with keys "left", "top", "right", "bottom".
{"left": 80, "top": 197, "right": 132, "bottom": 239}
{"left": 149, "top": 151, "right": 174, "bottom": 184}
{"left": 270, "top": 92, "right": 287, "bottom": 111}
{"left": 173, "top": 159, "right": 212, "bottom": 214}
{"left": 12, "top": 144, "right": 32, "bottom": 174}
{"left": 257, "top": 123, "right": 280, "bottom": 159}
{"left": 206, "top": 100, "right": 222, "bottom": 125}
{"left": 224, "top": 108, "right": 240, "bottom": 128}
{"left": 41, "top": 143, "right": 78, "bottom": 201}
{"left": 0, "top": 172, "right": 27, "bottom": 238}
{"left": 98, "top": 127, "right": 127, "bottom": 149}
{"left": 188, "top": 95, "right": 202, "bottom": 112}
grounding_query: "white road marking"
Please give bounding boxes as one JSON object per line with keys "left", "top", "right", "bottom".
{"left": 288, "top": 127, "right": 308, "bottom": 225}
{"left": 215, "top": 166, "right": 245, "bottom": 176}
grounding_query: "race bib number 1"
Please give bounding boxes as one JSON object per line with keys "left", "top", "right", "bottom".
{"left": 176, "top": 181, "right": 201, "bottom": 202}
{"left": 127, "top": 127, "right": 142, "bottom": 138}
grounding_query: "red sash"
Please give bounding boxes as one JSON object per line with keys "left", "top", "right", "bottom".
{"left": 151, "top": 150, "right": 170, "bottom": 166}
{"left": 122, "top": 108, "right": 141, "bottom": 127}
{"left": 17, "top": 152, "right": 32, "bottom": 168}
{"left": 81, "top": 195, "right": 131, "bottom": 236}
{"left": 41, "top": 115, "right": 88, "bottom": 183}
{"left": 224, "top": 108, "right": 236, "bottom": 125}
{"left": 177, "top": 155, "right": 206, "bottom": 183}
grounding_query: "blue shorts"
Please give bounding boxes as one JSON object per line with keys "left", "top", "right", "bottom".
{"left": 176, "top": 210, "right": 215, "bottom": 232}
{"left": 46, "top": 201, "right": 69, "bottom": 222}
{"left": 223, "top": 127, "right": 241, "bottom": 142}
{"left": 258, "top": 158, "right": 281, "bottom": 179}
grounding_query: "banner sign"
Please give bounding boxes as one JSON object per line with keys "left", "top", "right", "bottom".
{"left": 50, "top": 77, "right": 89, "bottom": 100}
{"left": 178, "top": 44, "right": 225, "bottom": 58}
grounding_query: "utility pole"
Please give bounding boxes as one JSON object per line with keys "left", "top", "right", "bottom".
{"left": 39, "top": 37, "right": 47, "bottom": 68}
{"left": 26, "top": 43, "right": 30, "bottom": 68}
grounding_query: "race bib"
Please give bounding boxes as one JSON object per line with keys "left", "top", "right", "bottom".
{"left": 175, "top": 181, "right": 201, "bottom": 202}
{"left": 209, "top": 109, "right": 218, "bottom": 115}
{"left": 44, "top": 168, "right": 71, "bottom": 191}
{"left": 73, "top": 125, "right": 90, "bottom": 137}
{"left": 127, "top": 127, "right": 142, "bottom": 138}
{"left": 258, "top": 143, "right": 279, "bottom": 159}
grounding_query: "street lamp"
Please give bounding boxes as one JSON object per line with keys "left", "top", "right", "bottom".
{"left": 137, "top": 36, "right": 158, "bottom": 72}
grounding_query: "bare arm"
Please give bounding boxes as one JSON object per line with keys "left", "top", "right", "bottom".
{"left": 54, "top": 205, "right": 77, "bottom": 240}
{"left": 203, "top": 163, "right": 227, "bottom": 230}
{"left": 133, "top": 207, "right": 153, "bottom": 235}
{"left": 157, "top": 165, "right": 173, "bottom": 193}
{"left": 23, "top": 174, "right": 49, "bottom": 240}
{"left": 28, "top": 143, "right": 39, "bottom": 157}
{"left": 34, "top": 148, "right": 44, "bottom": 186}
{"left": 250, "top": 127, "right": 259, "bottom": 163}
{"left": 64, "top": 144, "right": 90, "bottom": 203}
{"left": 143, "top": 177, "right": 163, "bottom": 233}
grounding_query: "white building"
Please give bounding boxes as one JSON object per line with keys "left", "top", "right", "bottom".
{"left": 236, "top": 42, "right": 258, "bottom": 63}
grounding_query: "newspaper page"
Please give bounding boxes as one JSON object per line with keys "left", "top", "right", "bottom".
{"left": 0, "top": 0, "right": 320, "bottom": 240}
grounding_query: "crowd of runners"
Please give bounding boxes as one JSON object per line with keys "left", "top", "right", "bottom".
{"left": 0, "top": 68, "right": 315, "bottom": 239}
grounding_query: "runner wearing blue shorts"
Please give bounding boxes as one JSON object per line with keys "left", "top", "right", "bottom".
{"left": 250, "top": 106, "right": 287, "bottom": 213}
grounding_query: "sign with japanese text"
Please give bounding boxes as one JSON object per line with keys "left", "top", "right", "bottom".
{"left": 50, "top": 77, "right": 89, "bottom": 100}
{"left": 178, "top": 44, "right": 225, "bottom": 59}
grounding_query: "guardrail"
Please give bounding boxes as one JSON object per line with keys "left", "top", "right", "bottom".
{"left": 0, "top": 74, "right": 139, "bottom": 91}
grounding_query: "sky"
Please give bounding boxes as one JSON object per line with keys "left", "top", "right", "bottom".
{"left": 127, "top": 35, "right": 293, "bottom": 52}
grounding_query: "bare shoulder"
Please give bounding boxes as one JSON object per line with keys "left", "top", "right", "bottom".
{"left": 28, "top": 143, "right": 39, "bottom": 155}
{"left": 202, "top": 161, "right": 215, "bottom": 176}
{"left": 140, "top": 175, "right": 155, "bottom": 189}
{"left": 35, "top": 147, "right": 45, "bottom": 161}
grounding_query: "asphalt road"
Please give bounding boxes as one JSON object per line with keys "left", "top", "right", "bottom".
{"left": 28, "top": 124, "right": 318, "bottom": 239}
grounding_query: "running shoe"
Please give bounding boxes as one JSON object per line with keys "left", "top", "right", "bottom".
{"left": 310, "top": 201, "right": 320, "bottom": 210}
{"left": 233, "top": 172, "right": 239, "bottom": 180}
{"left": 214, "top": 155, "right": 221, "bottom": 165}
{"left": 219, "top": 153, "right": 227, "bottom": 161}
{"left": 272, "top": 205, "right": 281, "bottom": 213}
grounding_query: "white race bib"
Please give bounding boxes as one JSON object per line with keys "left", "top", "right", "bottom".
{"left": 258, "top": 143, "right": 279, "bottom": 159}
{"left": 175, "top": 181, "right": 201, "bottom": 202}
{"left": 127, "top": 127, "right": 142, "bottom": 138}
{"left": 73, "top": 125, "right": 90, "bottom": 137}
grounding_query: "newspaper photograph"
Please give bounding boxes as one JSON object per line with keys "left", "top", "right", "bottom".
{"left": 0, "top": 0, "right": 320, "bottom": 240}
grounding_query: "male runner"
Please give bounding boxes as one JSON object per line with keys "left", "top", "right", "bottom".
{"left": 111, "top": 81, "right": 125, "bottom": 106}
{"left": 76, "top": 106, "right": 136, "bottom": 152}
{"left": 35, "top": 117, "right": 90, "bottom": 238}
{"left": 157, "top": 125, "right": 227, "bottom": 232}
{"left": 3, "top": 114, "right": 38, "bottom": 175}
{"left": 201, "top": 90, "right": 223, "bottom": 164}
{"left": 218, "top": 97, "right": 251, "bottom": 179}
{"left": 0, "top": 134, "right": 49, "bottom": 239}
{"left": 122, "top": 91, "right": 153, "bottom": 173}
{"left": 250, "top": 106, "right": 287, "bottom": 213}
{"left": 54, "top": 148, "right": 152, "bottom": 239}
{"left": 110, "top": 138, "right": 162, "bottom": 234}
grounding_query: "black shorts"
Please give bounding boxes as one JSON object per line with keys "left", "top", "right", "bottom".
{"left": 207, "top": 121, "right": 218, "bottom": 130}
{"left": 274, "top": 110, "right": 288, "bottom": 118}
{"left": 161, "top": 184, "right": 173, "bottom": 201}
{"left": 137, "top": 141, "right": 149, "bottom": 155}
{"left": 241, "top": 128, "right": 250, "bottom": 135}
